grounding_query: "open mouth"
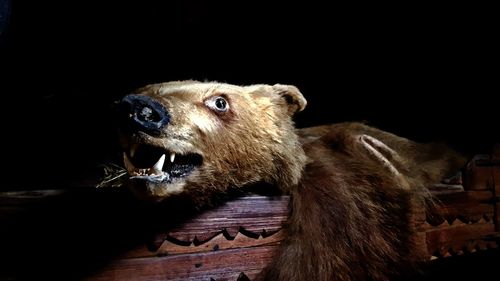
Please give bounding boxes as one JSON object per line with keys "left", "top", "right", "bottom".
{"left": 123, "top": 144, "right": 203, "bottom": 183}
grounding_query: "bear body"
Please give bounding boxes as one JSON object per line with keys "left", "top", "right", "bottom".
{"left": 116, "top": 81, "right": 465, "bottom": 280}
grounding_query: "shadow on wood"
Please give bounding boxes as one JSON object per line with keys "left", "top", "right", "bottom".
{"left": 1, "top": 146, "right": 499, "bottom": 280}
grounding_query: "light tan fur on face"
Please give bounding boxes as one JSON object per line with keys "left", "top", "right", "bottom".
{"left": 124, "top": 80, "right": 307, "bottom": 203}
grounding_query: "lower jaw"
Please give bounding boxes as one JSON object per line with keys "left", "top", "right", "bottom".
{"left": 127, "top": 177, "right": 186, "bottom": 201}
{"left": 130, "top": 173, "right": 169, "bottom": 183}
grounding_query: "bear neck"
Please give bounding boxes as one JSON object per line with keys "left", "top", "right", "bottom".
{"left": 268, "top": 133, "right": 307, "bottom": 193}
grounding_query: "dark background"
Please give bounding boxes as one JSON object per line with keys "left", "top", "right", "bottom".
{"left": 0, "top": 1, "right": 497, "bottom": 190}
{"left": 0, "top": 2, "right": 499, "bottom": 280}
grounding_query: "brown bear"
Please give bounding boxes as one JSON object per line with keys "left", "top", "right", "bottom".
{"left": 115, "top": 80, "right": 465, "bottom": 281}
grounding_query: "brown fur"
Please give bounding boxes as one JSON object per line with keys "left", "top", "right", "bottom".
{"left": 265, "top": 123, "right": 464, "bottom": 281}
{"left": 117, "top": 81, "right": 465, "bottom": 280}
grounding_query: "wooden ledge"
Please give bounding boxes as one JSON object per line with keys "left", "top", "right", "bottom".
{"left": 1, "top": 147, "right": 499, "bottom": 280}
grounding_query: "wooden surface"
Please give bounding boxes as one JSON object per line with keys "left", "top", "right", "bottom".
{"left": 1, "top": 147, "right": 500, "bottom": 280}
{"left": 0, "top": 191, "right": 289, "bottom": 281}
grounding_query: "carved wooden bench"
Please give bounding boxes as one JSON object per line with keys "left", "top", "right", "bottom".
{"left": 0, "top": 146, "right": 499, "bottom": 280}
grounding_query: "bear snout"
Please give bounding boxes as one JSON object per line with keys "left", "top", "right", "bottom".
{"left": 117, "top": 94, "right": 170, "bottom": 136}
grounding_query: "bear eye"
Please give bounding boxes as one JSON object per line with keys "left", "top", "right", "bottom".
{"left": 205, "top": 96, "right": 229, "bottom": 112}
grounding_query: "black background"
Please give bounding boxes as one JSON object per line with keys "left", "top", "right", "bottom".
{"left": 0, "top": 1, "right": 497, "bottom": 190}
{"left": 0, "top": 2, "right": 499, "bottom": 280}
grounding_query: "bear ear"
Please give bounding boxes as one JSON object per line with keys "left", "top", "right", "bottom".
{"left": 272, "top": 84, "right": 307, "bottom": 115}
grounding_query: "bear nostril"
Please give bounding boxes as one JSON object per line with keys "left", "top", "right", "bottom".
{"left": 117, "top": 94, "right": 170, "bottom": 136}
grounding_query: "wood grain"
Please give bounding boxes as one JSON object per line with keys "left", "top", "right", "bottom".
{"left": 164, "top": 196, "right": 289, "bottom": 244}
{"left": 86, "top": 246, "right": 278, "bottom": 281}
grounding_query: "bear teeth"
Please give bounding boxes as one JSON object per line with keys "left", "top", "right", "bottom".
{"left": 123, "top": 152, "right": 166, "bottom": 177}
{"left": 152, "top": 154, "right": 166, "bottom": 173}
{"left": 130, "top": 143, "right": 139, "bottom": 158}
{"left": 170, "top": 152, "right": 176, "bottom": 163}
{"left": 123, "top": 152, "right": 136, "bottom": 174}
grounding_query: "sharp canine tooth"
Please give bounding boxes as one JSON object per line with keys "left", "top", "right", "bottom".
{"left": 153, "top": 154, "right": 166, "bottom": 173}
{"left": 123, "top": 153, "right": 136, "bottom": 173}
{"left": 170, "top": 152, "right": 176, "bottom": 163}
{"left": 130, "top": 144, "right": 138, "bottom": 158}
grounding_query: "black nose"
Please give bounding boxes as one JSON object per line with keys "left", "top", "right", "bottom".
{"left": 117, "top": 94, "right": 170, "bottom": 136}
